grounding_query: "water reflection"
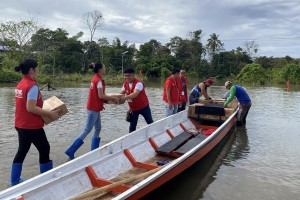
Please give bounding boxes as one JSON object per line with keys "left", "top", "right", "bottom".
{"left": 223, "top": 127, "right": 250, "bottom": 166}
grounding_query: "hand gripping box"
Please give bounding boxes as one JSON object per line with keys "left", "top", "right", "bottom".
{"left": 105, "top": 93, "right": 124, "bottom": 104}
{"left": 42, "top": 96, "right": 68, "bottom": 125}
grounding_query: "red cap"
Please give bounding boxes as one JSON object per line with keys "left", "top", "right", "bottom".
{"left": 204, "top": 78, "right": 213, "bottom": 85}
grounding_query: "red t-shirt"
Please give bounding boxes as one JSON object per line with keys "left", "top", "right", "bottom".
{"left": 163, "top": 76, "right": 179, "bottom": 104}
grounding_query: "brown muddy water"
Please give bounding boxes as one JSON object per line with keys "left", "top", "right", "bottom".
{"left": 1, "top": 79, "right": 300, "bottom": 200}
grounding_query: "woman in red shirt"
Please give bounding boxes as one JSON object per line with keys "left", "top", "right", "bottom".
{"left": 65, "top": 63, "right": 118, "bottom": 160}
{"left": 11, "top": 59, "right": 60, "bottom": 186}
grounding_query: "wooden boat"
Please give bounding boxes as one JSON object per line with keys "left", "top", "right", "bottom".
{"left": 0, "top": 99, "right": 238, "bottom": 200}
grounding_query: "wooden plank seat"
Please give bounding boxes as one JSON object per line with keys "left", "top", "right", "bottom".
{"left": 156, "top": 131, "right": 194, "bottom": 154}
{"left": 175, "top": 134, "right": 208, "bottom": 154}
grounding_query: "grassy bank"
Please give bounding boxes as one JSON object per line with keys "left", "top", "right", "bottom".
{"left": 0, "top": 71, "right": 148, "bottom": 86}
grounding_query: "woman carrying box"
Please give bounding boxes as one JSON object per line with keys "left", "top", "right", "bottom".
{"left": 11, "top": 59, "right": 60, "bottom": 186}
{"left": 65, "top": 63, "right": 119, "bottom": 160}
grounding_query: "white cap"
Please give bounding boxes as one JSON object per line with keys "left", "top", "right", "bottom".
{"left": 225, "top": 81, "right": 232, "bottom": 87}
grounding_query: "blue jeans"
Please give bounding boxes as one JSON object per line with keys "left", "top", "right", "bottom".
{"left": 165, "top": 104, "right": 178, "bottom": 117}
{"left": 78, "top": 110, "right": 101, "bottom": 140}
{"left": 129, "top": 105, "right": 153, "bottom": 133}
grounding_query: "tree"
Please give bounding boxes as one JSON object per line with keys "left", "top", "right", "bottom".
{"left": 0, "top": 18, "right": 40, "bottom": 59}
{"left": 82, "top": 10, "right": 104, "bottom": 42}
{"left": 206, "top": 33, "right": 222, "bottom": 54}
{"left": 236, "top": 63, "right": 269, "bottom": 84}
{"left": 244, "top": 41, "right": 259, "bottom": 59}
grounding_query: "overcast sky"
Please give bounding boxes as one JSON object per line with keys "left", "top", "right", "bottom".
{"left": 1, "top": 0, "right": 300, "bottom": 58}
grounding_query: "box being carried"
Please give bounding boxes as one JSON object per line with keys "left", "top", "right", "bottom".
{"left": 105, "top": 93, "right": 124, "bottom": 104}
{"left": 42, "top": 96, "right": 68, "bottom": 125}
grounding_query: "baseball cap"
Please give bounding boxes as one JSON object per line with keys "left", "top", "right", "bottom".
{"left": 225, "top": 81, "right": 231, "bottom": 87}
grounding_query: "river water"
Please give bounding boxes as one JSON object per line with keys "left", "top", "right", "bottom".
{"left": 0, "top": 79, "right": 300, "bottom": 200}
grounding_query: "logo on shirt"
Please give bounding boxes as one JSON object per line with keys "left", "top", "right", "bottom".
{"left": 15, "top": 89, "right": 23, "bottom": 98}
{"left": 90, "top": 82, "right": 94, "bottom": 90}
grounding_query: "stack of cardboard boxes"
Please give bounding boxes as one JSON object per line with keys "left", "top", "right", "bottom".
{"left": 187, "top": 99, "right": 238, "bottom": 121}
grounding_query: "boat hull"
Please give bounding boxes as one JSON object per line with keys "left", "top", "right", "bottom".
{"left": 116, "top": 111, "right": 237, "bottom": 200}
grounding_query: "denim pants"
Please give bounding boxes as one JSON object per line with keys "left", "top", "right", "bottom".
{"left": 129, "top": 105, "right": 153, "bottom": 133}
{"left": 78, "top": 110, "right": 101, "bottom": 140}
{"left": 165, "top": 104, "right": 178, "bottom": 117}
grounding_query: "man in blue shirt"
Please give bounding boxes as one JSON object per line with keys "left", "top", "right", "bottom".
{"left": 224, "top": 81, "right": 251, "bottom": 126}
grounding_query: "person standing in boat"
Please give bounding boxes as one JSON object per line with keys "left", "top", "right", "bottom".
{"left": 189, "top": 78, "right": 213, "bottom": 105}
{"left": 65, "top": 63, "right": 119, "bottom": 160}
{"left": 163, "top": 68, "right": 181, "bottom": 116}
{"left": 119, "top": 68, "right": 154, "bottom": 133}
{"left": 11, "top": 59, "right": 60, "bottom": 186}
{"left": 177, "top": 69, "right": 189, "bottom": 112}
{"left": 224, "top": 81, "right": 251, "bottom": 126}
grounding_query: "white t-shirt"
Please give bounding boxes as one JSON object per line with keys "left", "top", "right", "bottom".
{"left": 121, "top": 82, "right": 143, "bottom": 92}
{"left": 97, "top": 80, "right": 103, "bottom": 88}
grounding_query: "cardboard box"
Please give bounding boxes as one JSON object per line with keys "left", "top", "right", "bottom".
{"left": 105, "top": 93, "right": 124, "bottom": 104}
{"left": 188, "top": 103, "right": 235, "bottom": 121}
{"left": 42, "top": 96, "right": 68, "bottom": 125}
{"left": 198, "top": 99, "right": 238, "bottom": 109}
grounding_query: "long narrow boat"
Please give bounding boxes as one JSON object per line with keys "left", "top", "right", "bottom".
{"left": 0, "top": 99, "right": 238, "bottom": 200}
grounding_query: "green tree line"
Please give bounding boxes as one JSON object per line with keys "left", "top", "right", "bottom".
{"left": 1, "top": 14, "right": 300, "bottom": 85}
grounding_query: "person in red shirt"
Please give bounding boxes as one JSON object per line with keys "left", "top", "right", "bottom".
{"left": 11, "top": 59, "right": 60, "bottom": 186}
{"left": 178, "top": 69, "right": 189, "bottom": 112}
{"left": 163, "top": 68, "right": 180, "bottom": 117}
{"left": 119, "top": 68, "right": 153, "bottom": 132}
{"left": 65, "top": 63, "right": 119, "bottom": 160}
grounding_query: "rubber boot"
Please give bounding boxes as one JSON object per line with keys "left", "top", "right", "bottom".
{"left": 10, "top": 163, "right": 25, "bottom": 186}
{"left": 40, "top": 160, "right": 53, "bottom": 174}
{"left": 64, "top": 138, "right": 84, "bottom": 160}
{"left": 91, "top": 137, "right": 101, "bottom": 151}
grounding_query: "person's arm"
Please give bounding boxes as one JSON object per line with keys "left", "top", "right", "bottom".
{"left": 120, "top": 85, "right": 126, "bottom": 95}
{"left": 164, "top": 79, "right": 173, "bottom": 108}
{"left": 26, "top": 85, "right": 60, "bottom": 120}
{"left": 199, "top": 83, "right": 210, "bottom": 99}
{"left": 98, "top": 88, "right": 119, "bottom": 103}
{"left": 96, "top": 81, "right": 119, "bottom": 103}
{"left": 166, "top": 87, "right": 173, "bottom": 109}
{"left": 224, "top": 86, "right": 236, "bottom": 106}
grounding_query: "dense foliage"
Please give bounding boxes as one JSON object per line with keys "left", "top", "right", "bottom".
{"left": 1, "top": 17, "right": 299, "bottom": 85}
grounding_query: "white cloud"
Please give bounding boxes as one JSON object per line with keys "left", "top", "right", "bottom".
{"left": 0, "top": 0, "right": 299, "bottom": 57}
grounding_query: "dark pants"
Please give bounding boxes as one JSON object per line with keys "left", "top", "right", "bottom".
{"left": 178, "top": 102, "right": 187, "bottom": 112}
{"left": 13, "top": 128, "right": 50, "bottom": 164}
{"left": 237, "top": 102, "right": 252, "bottom": 126}
{"left": 129, "top": 105, "right": 153, "bottom": 133}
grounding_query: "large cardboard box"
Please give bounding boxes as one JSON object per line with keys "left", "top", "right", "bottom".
{"left": 105, "top": 93, "right": 124, "bottom": 104}
{"left": 42, "top": 96, "right": 68, "bottom": 125}
{"left": 188, "top": 103, "right": 235, "bottom": 121}
{"left": 198, "top": 99, "right": 238, "bottom": 110}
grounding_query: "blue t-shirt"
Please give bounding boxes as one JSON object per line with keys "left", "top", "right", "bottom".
{"left": 27, "top": 85, "right": 38, "bottom": 100}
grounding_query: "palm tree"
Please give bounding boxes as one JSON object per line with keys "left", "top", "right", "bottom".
{"left": 206, "top": 33, "right": 223, "bottom": 69}
{"left": 206, "top": 33, "right": 223, "bottom": 54}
